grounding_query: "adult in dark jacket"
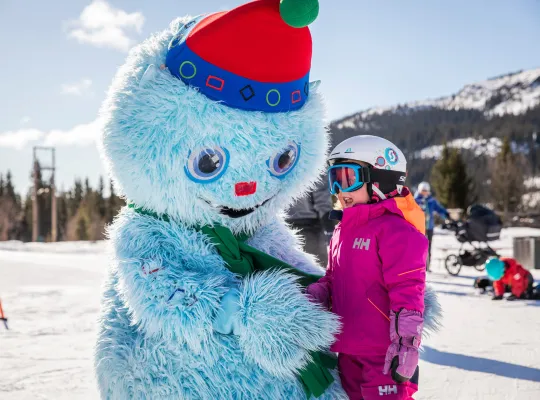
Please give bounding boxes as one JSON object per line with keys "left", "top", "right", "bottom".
{"left": 414, "top": 182, "right": 449, "bottom": 271}
{"left": 287, "top": 177, "right": 335, "bottom": 265}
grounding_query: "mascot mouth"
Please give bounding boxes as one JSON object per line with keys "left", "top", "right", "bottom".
{"left": 202, "top": 197, "right": 273, "bottom": 218}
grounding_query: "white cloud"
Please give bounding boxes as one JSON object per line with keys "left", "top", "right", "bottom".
{"left": 0, "top": 120, "right": 102, "bottom": 150}
{"left": 0, "top": 129, "right": 44, "bottom": 150}
{"left": 44, "top": 120, "right": 102, "bottom": 147}
{"left": 61, "top": 78, "right": 93, "bottom": 96}
{"left": 66, "top": 0, "right": 144, "bottom": 52}
{"left": 20, "top": 116, "right": 31, "bottom": 125}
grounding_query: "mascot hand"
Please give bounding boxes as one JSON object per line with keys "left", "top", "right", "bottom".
{"left": 213, "top": 288, "right": 243, "bottom": 335}
{"left": 233, "top": 270, "right": 340, "bottom": 377}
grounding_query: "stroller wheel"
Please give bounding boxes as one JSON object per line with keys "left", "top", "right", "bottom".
{"left": 445, "top": 254, "right": 462, "bottom": 276}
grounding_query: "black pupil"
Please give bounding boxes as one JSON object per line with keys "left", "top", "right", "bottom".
{"left": 199, "top": 153, "right": 219, "bottom": 174}
{"left": 278, "top": 150, "right": 293, "bottom": 170}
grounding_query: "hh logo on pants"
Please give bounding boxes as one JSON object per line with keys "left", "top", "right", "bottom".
{"left": 353, "top": 238, "right": 370, "bottom": 250}
{"left": 378, "top": 385, "right": 398, "bottom": 396}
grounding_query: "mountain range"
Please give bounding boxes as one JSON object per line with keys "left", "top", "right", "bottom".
{"left": 329, "top": 68, "right": 540, "bottom": 207}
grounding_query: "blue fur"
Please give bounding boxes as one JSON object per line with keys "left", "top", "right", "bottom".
{"left": 423, "top": 285, "right": 443, "bottom": 338}
{"left": 96, "top": 16, "right": 347, "bottom": 400}
{"left": 95, "top": 16, "right": 441, "bottom": 400}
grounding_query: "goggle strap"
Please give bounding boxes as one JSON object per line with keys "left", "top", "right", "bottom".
{"left": 369, "top": 168, "right": 406, "bottom": 186}
{"left": 372, "top": 185, "right": 387, "bottom": 200}
{"left": 360, "top": 167, "right": 371, "bottom": 183}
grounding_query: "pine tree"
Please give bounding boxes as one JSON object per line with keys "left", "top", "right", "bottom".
{"left": 70, "top": 180, "right": 84, "bottom": 217}
{"left": 448, "top": 148, "right": 475, "bottom": 209}
{"left": 5, "top": 170, "right": 16, "bottom": 202}
{"left": 0, "top": 171, "right": 23, "bottom": 241}
{"left": 431, "top": 144, "right": 474, "bottom": 210}
{"left": 76, "top": 215, "right": 89, "bottom": 241}
{"left": 84, "top": 178, "right": 92, "bottom": 199}
{"left": 84, "top": 177, "right": 96, "bottom": 212}
{"left": 98, "top": 176, "right": 106, "bottom": 218}
{"left": 56, "top": 194, "right": 69, "bottom": 241}
{"left": 23, "top": 191, "right": 33, "bottom": 241}
{"left": 106, "top": 179, "right": 124, "bottom": 223}
{"left": 431, "top": 144, "right": 452, "bottom": 206}
{"left": 490, "top": 137, "right": 526, "bottom": 217}
{"left": 28, "top": 163, "right": 53, "bottom": 241}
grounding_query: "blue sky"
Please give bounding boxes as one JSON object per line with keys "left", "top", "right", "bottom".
{"left": 1, "top": 0, "right": 539, "bottom": 194}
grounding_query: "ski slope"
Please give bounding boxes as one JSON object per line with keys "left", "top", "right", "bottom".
{"left": 1, "top": 230, "right": 539, "bottom": 400}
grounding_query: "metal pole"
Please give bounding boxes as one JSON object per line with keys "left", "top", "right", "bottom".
{"left": 32, "top": 150, "right": 39, "bottom": 242}
{"left": 32, "top": 146, "right": 57, "bottom": 242}
{"left": 51, "top": 148, "right": 57, "bottom": 242}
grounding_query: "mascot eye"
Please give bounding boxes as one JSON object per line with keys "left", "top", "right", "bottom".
{"left": 185, "top": 147, "right": 230, "bottom": 183}
{"left": 267, "top": 142, "right": 300, "bottom": 179}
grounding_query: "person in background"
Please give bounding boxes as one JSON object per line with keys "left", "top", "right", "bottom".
{"left": 486, "top": 257, "right": 535, "bottom": 301}
{"left": 414, "top": 182, "right": 449, "bottom": 271}
{"left": 286, "top": 177, "right": 336, "bottom": 265}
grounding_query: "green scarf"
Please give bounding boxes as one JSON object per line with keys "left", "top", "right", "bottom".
{"left": 128, "top": 204, "right": 337, "bottom": 398}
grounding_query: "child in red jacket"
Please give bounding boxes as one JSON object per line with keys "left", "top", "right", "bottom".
{"left": 486, "top": 257, "right": 534, "bottom": 301}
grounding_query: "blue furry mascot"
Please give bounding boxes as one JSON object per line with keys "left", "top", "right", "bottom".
{"left": 95, "top": 1, "right": 440, "bottom": 399}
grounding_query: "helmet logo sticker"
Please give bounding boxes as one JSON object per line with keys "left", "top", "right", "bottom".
{"left": 385, "top": 147, "right": 398, "bottom": 165}
{"left": 375, "top": 156, "right": 386, "bottom": 168}
{"left": 345, "top": 147, "right": 354, "bottom": 153}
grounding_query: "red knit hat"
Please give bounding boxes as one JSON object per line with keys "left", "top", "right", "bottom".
{"left": 166, "top": 0, "right": 319, "bottom": 112}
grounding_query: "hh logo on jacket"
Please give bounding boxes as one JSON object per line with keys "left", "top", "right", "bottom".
{"left": 378, "top": 385, "right": 398, "bottom": 396}
{"left": 352, "top": 237, "right": 370, "bottom": 250}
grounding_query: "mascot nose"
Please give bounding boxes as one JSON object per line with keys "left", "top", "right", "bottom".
{"left": 235, "top": 182, "right": 257, "bottom": 197}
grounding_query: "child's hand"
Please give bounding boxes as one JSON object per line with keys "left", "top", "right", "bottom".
{"left": 383, "top": 309, "right": 423, "bottom": 382}
{"left": 306, "top": 283, "right": 330, "bottom": 309}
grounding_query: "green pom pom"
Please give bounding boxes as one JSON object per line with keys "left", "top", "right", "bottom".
{"left": 280, "top": 0, "right": 319, "bottom": 28}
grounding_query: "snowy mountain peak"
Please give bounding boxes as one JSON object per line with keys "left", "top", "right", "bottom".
{"left": 336, "top": 67, "right": 540, "bottom": 130}
{"left": 440, "top": 67, "right": 540, "bottom": 116}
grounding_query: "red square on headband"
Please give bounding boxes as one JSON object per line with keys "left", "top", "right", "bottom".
{"left": 291, "top": 90, "right": 301, "bottom": 104}
{"left": 206, "top": 75, "right": 225, "bottom": 91}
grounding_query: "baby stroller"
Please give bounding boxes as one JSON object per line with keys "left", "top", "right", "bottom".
{"left": 442, "top": 205, "right": 503, "bottom": 276}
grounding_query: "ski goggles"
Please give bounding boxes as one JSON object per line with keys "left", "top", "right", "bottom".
{"left": 328, "top": 164, "right": 371, "bottom": 195}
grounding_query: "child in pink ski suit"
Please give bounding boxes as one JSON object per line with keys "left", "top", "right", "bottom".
{"left": 307, "top": 135, "right": 428, "bottom": 400}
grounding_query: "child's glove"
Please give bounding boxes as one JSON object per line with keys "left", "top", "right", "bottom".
{"left": 383, "top": 309, "right": 423, "bottom": 383}
{"left": 305, "top": 283, "right": 330, "bottom": 309}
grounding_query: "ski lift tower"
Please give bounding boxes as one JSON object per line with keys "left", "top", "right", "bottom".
{"left": 32, "top": 147, "right": 57, "bottom": 242}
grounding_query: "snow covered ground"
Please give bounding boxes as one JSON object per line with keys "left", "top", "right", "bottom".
{"left": 419, "top": 228, "right": 540, "bottom": 400}
{"left": 1, "top": 229, "right": 539, "bottom": 400}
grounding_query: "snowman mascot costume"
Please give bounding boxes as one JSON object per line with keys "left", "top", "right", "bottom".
{"left": 95, "top": 1, "right": 440, "bottom": 399}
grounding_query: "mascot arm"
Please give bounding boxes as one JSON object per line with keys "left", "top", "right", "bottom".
{"left": 233, "top": 270, "right": 340, "bottom": 378}
{"left": 249, "top": 218, "right": 327, "bottom": 276}
{"left": 116, "top": 256, "right": 230, "bottom": 351}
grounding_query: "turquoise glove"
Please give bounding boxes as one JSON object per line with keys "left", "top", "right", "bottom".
{"left": 213, "top": 288, "right": 242, "bottom": 335}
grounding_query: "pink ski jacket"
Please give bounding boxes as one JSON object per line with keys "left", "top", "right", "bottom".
{"left": 308, "top": 193, "right": 428, "bottom": 355}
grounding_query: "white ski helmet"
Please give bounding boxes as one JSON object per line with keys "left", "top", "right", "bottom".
{"left": 328, "top": 135, "right": 407, "bottom": 200}
{"left": 417, "top": 181, "right": 431, "bottom": 193}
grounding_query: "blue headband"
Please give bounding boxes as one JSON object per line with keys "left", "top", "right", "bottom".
{"left": 165, "top": 16, "right": 310, "bottom": 113}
